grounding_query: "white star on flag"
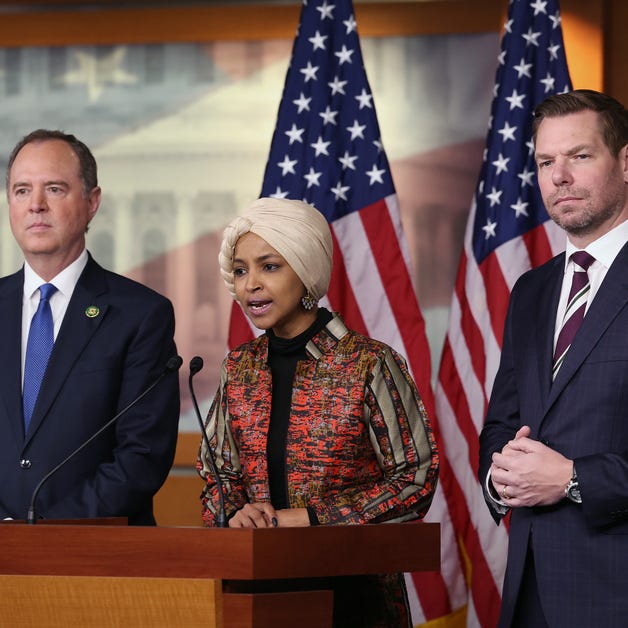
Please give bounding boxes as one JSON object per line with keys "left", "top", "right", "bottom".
{"left": 548, "top": 43, "right": 560, "bottom": 59}
{"left": 483, "top": 218, "right": 498, "bottom": 238}
{"left": 518, "top": 166, "right": 536, "bottom": 186}
{"left": 334, "top": 45, "right": 354, "bottom": 65}
{"left": 506, "top": 89, "right": 526, "bottom": 109}
{"left": 492, "top": 153, "right": 510, "bottom": 174}
{"left": 308, "top": 31, "right": 327, "bottom": 51}
{"left": 316, "top": 1, "right": 335, "bottom": 20}
{"left": 328, "top": 76, "right": 348, "bottom": 95}
{"left": 293, "top": 92, "right": 312, "bottom": 113}
{"left": 330, "top": 181, "right": 350, "bottom": 200}
{"left": 355, "top": 88, "right": 373, "bottom": 109}
{"left": 513, "top": 58, "right": 533, "bottom": 78}
{"left": 511, "top": 197, "right": 530, "bottom": 217}
{"left": 338, "top": 151, "right": 358, "bottom": 170}
{"left": 319, "top": 106, "right": 339, "bottom": 125}
{"left": 346, "top": 119, "right": 366, "bottom": 140}
{"left": 365, "top": 164, "right": 385, "bottom": 184}
{"left": 531, "top": 0, "right": 548, "bottom": 15}
{"left": 285, "top": 124, "right": 305, "bottom": 144}
{"left": 277, "top": 155, "right": 298, "bottom": 175}
{"left": 498, "top": 121, "right": 518, "bottom": 142}
{"left": 300, "top": 61, "right": 319, "bottom": 82}
{"left": 303, "top": 167, "right": 322, "bottom": 188}
{"left": 540, "top": 72, "right": 556, "bottom": 92}
{"left": 486, "top": 186, "right": 503, "bottom": 206}
{"left": 310, "top": 136, "right": 331, "bottom": 156}
{"left": 522, "top": 27, "right": 542, "bottom": 46}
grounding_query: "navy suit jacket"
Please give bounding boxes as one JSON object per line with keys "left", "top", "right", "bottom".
{"left": 479, "top": 242, "right": 628, "bottom": 627}
{"left": 0, "top": 254, "right": 180, "bottom": 525}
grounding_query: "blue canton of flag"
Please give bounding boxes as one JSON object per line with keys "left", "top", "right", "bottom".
{"left": 260, "top": 0, "right": 394, "bottom": 222}
{"left": 473, "top": 0, "right": 572, "bottom": 264}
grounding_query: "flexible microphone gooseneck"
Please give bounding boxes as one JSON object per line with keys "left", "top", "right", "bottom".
{"left": 189, "top": 356, "right": 228, "bottom": 528}
{"left": 26, "top": 355, "right": 183, "bottom": 525}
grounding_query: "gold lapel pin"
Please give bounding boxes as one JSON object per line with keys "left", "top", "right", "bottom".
{"left": 85, "top": 306, "right": 100, "bottom": 318}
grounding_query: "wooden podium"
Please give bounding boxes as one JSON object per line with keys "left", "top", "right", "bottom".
{"left": 0, "top": 521, "right": 440, "bottom": 628}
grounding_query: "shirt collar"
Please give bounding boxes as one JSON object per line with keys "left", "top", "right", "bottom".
{"left": 564, "top": 219, "right": 628, "bottom": 272}
{"left": 24, "top": 249, "right": 89, "bottom": 299}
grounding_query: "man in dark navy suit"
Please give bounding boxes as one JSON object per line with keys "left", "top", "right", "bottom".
{"left": 0, "top": 129, "right": 180, "bottom": 524}
{"left": 479, "top": 90, "right": 628, "bottom": 627}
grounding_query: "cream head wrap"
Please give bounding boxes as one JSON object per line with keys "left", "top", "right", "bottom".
{"left": 219, "top": 197, "right": 333, "bottom": 303}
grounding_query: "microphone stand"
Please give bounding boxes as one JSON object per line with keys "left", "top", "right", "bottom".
{"left": 189, "top": 356, "right": 228, "bottom": 527}
{"left": 27, "top": 356, "right": 183, "bottom": 525}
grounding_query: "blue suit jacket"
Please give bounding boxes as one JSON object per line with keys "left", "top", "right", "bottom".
{"left": 479, "top": 242, "right": 628, "bottom": 627}
{"left": 0, "top": 254, "right": 180, "bottom": 525}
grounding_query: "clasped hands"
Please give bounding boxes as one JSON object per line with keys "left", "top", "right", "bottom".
{"left": 490, "top": 425, "right": 573, "bottom": 508}
{"left": 229, "top": 503, "right": 310, "bottom": 528}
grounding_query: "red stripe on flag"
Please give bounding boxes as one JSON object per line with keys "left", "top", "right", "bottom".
{"left": 455, "top": 253, "right": 488, "bottom": 402}
{"left": 359, "top": 198, "right": 435, "bottom": 416}
{"left": 435, "top": 355, "right": 503, "bottom": 626}
{"left": 445, "top": 454, "right": 502, "bottom": 628}
{"left": 438, "top": 340, "right": 481, "bottom": 476}
{"left": 357, "top": 198, "right": 447, "bottom": 620}
{"left": 479, "top": 253, "right": 512, "bottom": 352}
{"left": 410, "top": 569, "right": 453, "bottom": 619}
{"left": 523, "top": 222, "right": 554, "bottom": 268}
{"left": 326, "top": 228, "right": 369, "bottom": 337}
{"left": 228, "top": 302, "right": 255, "bottom": 350}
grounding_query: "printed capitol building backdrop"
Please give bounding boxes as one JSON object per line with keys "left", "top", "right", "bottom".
{"left": 0, "top": 35, "right": 497, "bottom": 429}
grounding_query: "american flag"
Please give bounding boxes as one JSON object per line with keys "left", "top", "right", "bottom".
{"left": 434, "top": 0, "right": 572, "bottom": 626}
{"left": 226, "top": 0, "right": 446, "bottom": 624}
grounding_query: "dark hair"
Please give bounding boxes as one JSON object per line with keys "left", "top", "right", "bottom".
{"left": 532, "top": 89, "right": 628, "bottom": 157}
{"left": 6, "top": 129, "right": 98, "bottom": 196}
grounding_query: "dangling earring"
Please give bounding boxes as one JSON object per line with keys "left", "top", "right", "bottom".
{"left": 301, "top": 291, "right": 317, "bottom": 310}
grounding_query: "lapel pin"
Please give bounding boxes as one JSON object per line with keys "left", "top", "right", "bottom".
{"left": 85, "top": 306, "right": 100, "bottom": 318}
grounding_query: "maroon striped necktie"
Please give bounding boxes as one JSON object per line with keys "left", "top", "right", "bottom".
{"left": 552, "top": 251, "right": 596, "bottom": 379}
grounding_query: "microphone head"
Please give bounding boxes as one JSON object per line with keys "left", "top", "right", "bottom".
{"left": 166, "top": 355, "right": 183, "bottom": 372}
{"left": 190, "top": 355, "right": 204, "bottom": 375}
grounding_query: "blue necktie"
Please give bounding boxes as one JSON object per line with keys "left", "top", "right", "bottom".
{"left": 23, "top": 283, "right": 58, "bottom": 432}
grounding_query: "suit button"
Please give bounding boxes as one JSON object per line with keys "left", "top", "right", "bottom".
{"left": 20, "top": 459, "right": 31, "bottom": 469}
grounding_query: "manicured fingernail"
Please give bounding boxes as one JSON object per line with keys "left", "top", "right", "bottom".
{"left": 272, "top": 517, "right": 278, "bottom": 527}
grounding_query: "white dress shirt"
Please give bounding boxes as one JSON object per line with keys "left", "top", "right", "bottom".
{"left": 553, "top": 219, "right": 628, "bottom": 352}
{"left": 21, "top": 249, "right": 89, "bottom": 388}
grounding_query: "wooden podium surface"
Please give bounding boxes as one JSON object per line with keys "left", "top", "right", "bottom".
{"left": 0, "top": 522, "right": 440, "bottom": 628}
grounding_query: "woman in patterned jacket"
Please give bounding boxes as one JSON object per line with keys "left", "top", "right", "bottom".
{"left": 197, "top": 197, "right": 439, "bottom": 628}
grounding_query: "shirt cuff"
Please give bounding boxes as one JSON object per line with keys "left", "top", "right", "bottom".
{"left": 485, "top": 469, "right": 510, "bottom": 514}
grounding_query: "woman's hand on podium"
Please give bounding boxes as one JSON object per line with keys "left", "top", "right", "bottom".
{"left": 228, "top": 503, "right": 310, "bottom": 528}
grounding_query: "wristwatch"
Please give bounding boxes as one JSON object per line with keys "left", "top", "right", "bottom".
{"left": 565, "top": 466, "right": 582, "bottom": 504}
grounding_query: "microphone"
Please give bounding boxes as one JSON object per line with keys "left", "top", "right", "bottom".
{"left": 26, "top": 355, "right": 183, "bottom": 525}
{"left": 189, "top": 356, "right": 228, "bottom": 527}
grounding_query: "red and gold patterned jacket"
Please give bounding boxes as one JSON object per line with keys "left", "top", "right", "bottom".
{"left": 198, "top": 314, "right": 438, "bottom": 527}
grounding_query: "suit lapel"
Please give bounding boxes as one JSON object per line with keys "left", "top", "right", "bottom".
{"left": 24, "top": 257, "right": 110, "bottom": 443}
{"left": 535, "top": 255, "right": 564, "bottom": 408}
{"left": 0, "top": 270, "right": 28, "bottom": 447}
{"left": 547, "top": 242, "right": 628, "bottom": 410}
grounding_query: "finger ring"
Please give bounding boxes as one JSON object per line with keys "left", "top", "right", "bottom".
{"left": 502, "top": 485, "right": 510, "bottom": 500}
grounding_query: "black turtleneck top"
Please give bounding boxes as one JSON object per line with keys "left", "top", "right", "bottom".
{"left": 266, "top": 307, "right": 333, "bottom": 511}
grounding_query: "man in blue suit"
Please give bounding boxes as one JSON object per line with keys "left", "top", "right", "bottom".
{"left": 0, "top": 129, "right": 180, "bottom": 525}
{"left": 479, "top": 90, "right": 628, "bottom": 627}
